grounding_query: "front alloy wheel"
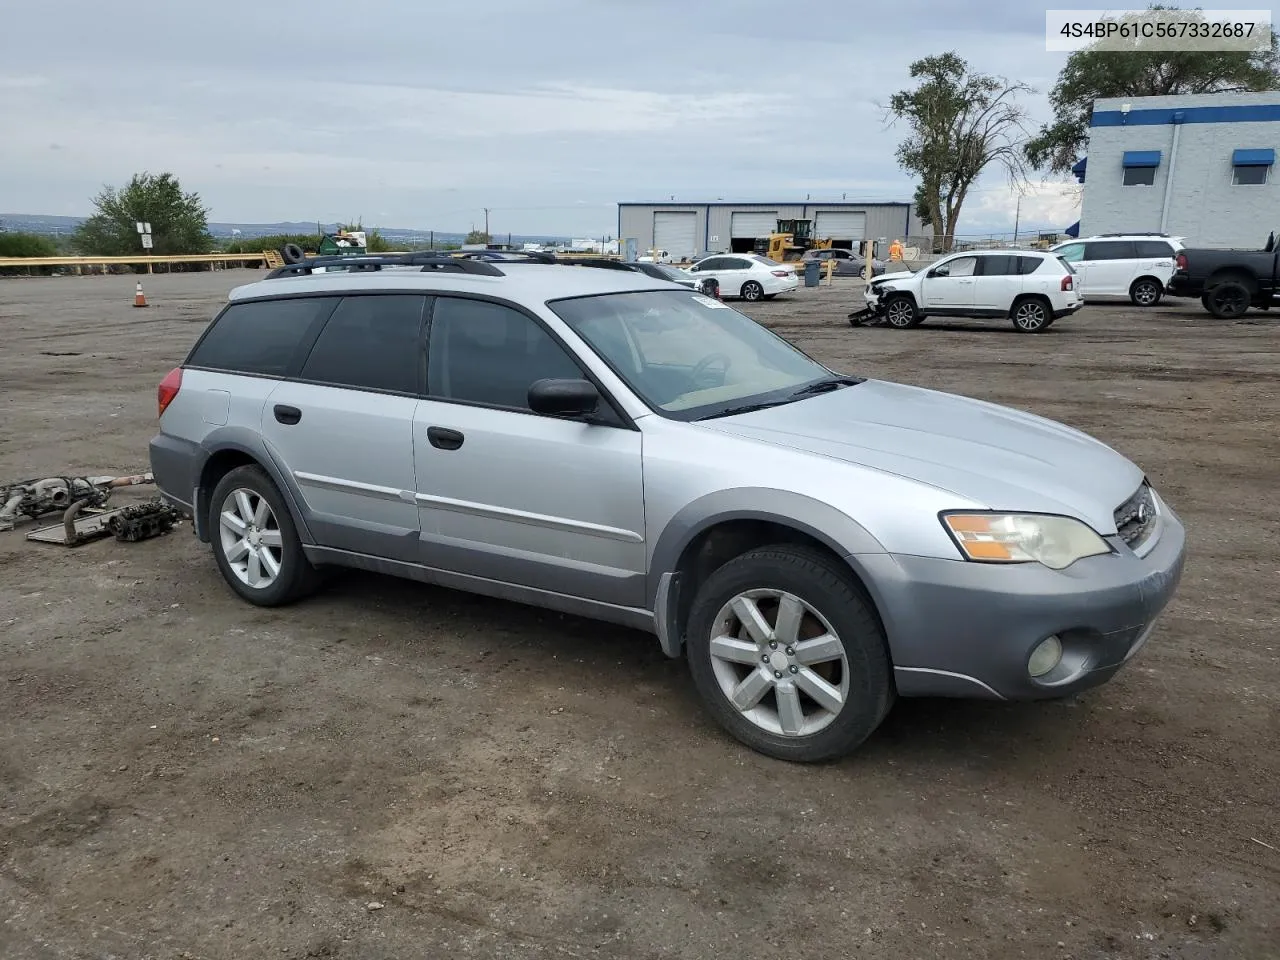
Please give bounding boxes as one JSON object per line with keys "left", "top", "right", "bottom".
{"left": 884, "top": 296, "right": 918, "bottom": 328}
{"left": 708, "top": 589, "right": 849, "bottom": 737}
{"left": 684, "top": 544, "right": 894, "bottom": 762}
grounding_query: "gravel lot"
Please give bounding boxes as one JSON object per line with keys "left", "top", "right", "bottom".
{"left": 1, "top": 270, "right": 1277, "bottom": 960}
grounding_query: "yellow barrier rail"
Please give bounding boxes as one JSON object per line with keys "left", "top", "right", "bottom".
{"left": 0, "top": 253, "right": 269, "bottom": 270}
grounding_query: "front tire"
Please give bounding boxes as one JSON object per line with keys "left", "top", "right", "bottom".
{"left": 740, "top": 281, "right": 764, "bottom": 302}
{"left": 684, "top": 544, "right": 894, "bottom": 763}
{"left": 1129, "top": 277, "right": 1163, "bottom": 307}
{"left": 209, "top": 464, "right": 319, "bottom": 607}
{"left": 1010, "top": 296, "right": 1052, "bottom": 333}
{"left": 883, "top": 294, "right": 921, "bottom": 329}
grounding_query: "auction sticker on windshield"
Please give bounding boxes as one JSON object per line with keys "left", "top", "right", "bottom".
{"left": 691, "top": 294, "right": 730, "bottom": 309}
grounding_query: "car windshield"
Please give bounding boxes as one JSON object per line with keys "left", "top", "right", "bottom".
{"left": 548, "top": 289, "right": 839, "bottom": 420}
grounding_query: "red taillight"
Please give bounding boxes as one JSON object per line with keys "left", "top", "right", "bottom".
{"left": 1061, "top": 275, "right": 1073, "bottom": 291}
{"left": 1175, "top": 252, "right": 1188, "bottom": 270}
{"left": 771, "top": 270, "right": 791, "bottom": 277}
{"left": 158, "top": 367, "right": 183, "bottom": 418}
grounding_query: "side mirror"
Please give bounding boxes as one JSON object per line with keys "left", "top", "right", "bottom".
{"left": 528, "top": 378, "right": 599, "bottom": 418}
{"left": 929, "top": 266, "right": 948, "bottom": 278}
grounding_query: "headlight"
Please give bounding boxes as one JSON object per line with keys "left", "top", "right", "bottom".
{"left": 941, "top": 513, "right": 1112, "bottom": 570}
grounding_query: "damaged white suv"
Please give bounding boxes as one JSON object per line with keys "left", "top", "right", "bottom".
{"left": 851, "top": 249, "right": 1084, "bottom": 333}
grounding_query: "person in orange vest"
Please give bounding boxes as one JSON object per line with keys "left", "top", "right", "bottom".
{"left": 888, "top": 239, "right": 904, "bottom": 261}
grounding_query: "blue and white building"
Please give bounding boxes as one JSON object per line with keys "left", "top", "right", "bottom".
{"left": 1072, "top": 91, "right": 1280, "bottom": 248}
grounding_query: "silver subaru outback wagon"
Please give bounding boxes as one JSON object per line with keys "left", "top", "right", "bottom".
{"left": 149, "top": 253, "right": 1186, "bottom": 762}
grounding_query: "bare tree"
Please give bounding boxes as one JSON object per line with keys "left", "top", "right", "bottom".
{"left": 887, "top": 53, "right": 1031, "bottom": 253}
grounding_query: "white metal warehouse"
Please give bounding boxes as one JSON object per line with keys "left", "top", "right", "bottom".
{"left": 617, "top": 201, "right": 924, "bottom": 261}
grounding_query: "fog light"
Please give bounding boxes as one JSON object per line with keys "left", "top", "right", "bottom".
{"left": 1028, "top": 635, "right": 1063, "bottom": 678}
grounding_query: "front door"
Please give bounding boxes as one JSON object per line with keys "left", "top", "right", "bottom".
{"left": 260, "top": 293, "right": 427, "bottom": 563}
{"left": 922, "top": 254, "right": 978, "bottom": 309}
{"left": 412, "top": 295, "right": 647, "bottom": 609}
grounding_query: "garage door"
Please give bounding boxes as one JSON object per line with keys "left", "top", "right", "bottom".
{"left": 653, "top": 212, "right": 697, "bottom": 260}
{"left": 814, "top": 211, "right": 867, "bottom": 241}
{"left": 730, "top": 211, "right": 779, "bottom": 238}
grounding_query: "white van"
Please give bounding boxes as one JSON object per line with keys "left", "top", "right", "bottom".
{"left": 1050, "top": 233, "right": 1185, "bottom": 306}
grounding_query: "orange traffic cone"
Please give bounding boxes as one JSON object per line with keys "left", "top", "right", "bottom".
{"left": 133, "top": 282, "right": 148, "bottom": 308}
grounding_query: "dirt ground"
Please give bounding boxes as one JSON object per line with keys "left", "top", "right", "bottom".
{"left": 1, "top": 270, "right": 1277, "bottom": 960}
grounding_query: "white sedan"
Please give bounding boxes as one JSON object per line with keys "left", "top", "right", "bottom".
{"left": 685, "top": 254, "right": 800, "bottom": 301}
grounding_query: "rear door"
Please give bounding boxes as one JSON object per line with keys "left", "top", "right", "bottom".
{"left": 973, "top": 254, "right": 1022, "bottom": 311}
{"left": 260, "top": 293, "right": 427, "bottom": 563}
{"left": 922, "top": 254, "right": 978, "bottom": 309}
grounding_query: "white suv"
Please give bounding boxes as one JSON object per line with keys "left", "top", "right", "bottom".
{"left": 1049, "top": 233, "right": 1185, "bottom": 306}
{"left": 853, "top": 249, "right": 1083, "bottom": 333}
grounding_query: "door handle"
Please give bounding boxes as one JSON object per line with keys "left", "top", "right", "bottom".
{"left": 273, "top": 404, "right": 302, "bottom": 425}
{"left": 427, "top": 426, "right": 464, "bottom": 451}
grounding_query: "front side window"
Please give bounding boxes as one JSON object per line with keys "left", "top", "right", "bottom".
{"left": 549, "top": 290, "right": 835, "bottom": 420}
{"left": 426, "top": 297, "right": 583, "bottom": 411}
{"left": 1055, "top": 243, "right": 1085, "bottom": 262}
{"left": 300, "top": 294, "right": 426, "bottom": 394}
{"left": 188, "top": 296, "right": 339, "bottom": 377}
{"left": 938, "top": 255, "right": 977, "bottom": 277}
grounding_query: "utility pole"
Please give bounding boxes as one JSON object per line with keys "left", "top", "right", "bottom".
{"left": 1012, "top": 195, "right": 1022, "bottom": 246}
{"left": 484, "top": 208, "right": 490, "bottom": 239}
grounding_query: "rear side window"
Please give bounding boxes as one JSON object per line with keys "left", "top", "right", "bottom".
{"left": 188, "top": 297, "right": 338, "bottom": 376}
{"left": 1083, "top": 240, "right": 1136, "bottom": 260}
{"left": 300, "top": 294, "right": 427, "bottom": 395}
{"left": 978, "top": 254, "right": 1020, "bottom": 275}
{"left": 1135, "top": 240, "right": 1175, "bottom": 257}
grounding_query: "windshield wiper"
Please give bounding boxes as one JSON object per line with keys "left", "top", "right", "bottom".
{"left": 698, "top": 399, "right": 794, "bottom": 420}
{"left": 788, "top": 375, "right": 865, "bottom": 398}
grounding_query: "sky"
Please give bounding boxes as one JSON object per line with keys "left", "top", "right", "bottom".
{"left": 0, "top": 0, "right": 1154, "bottom": 238}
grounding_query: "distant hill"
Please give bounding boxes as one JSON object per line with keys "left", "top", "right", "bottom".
{"left": 0, "top": 213, "right": 571, "bottom": 247}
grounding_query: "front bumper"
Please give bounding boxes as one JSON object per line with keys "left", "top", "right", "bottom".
{"left": 854, "top": 501, "right": 1187, "bottom": 700}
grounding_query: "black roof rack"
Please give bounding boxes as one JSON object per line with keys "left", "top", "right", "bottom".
{"left": 266, "top": 252, "right": 513, "bottom": 278}
{"left": 1095, "top": 232, "right": 1172, "bottom": 237}
{"left": 263, "top": 249, "right": 633, "bottom": 280}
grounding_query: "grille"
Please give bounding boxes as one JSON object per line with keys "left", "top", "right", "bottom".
{"left": 1114, "top": 482, "right": 1158, "bottom": 551}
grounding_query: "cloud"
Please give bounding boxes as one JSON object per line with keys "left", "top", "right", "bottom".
{"left": 0, "top": 0, "right": 1088, "bottom": 234}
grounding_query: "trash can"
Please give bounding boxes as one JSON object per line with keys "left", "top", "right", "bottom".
{"left": 803, "top": 259, "right": 821, "bottom": 287}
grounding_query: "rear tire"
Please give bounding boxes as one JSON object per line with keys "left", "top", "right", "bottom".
{"left": 1205, "top": 280, "right": 1251, "bottom": 319}
{"left": 209, "top": 465, "right": 320, "bottom": 607}
{"left": 741, "top": 281, "right": 764, "bottom": 302}
{"left": 684, "top": 544, "right": 894, "bottom": 763}
{"left": 1129, "top": 277, "right": 1163, "bottom": 307}
{"left": 1010, "top": 296, "right": 1052, "bottom": 333}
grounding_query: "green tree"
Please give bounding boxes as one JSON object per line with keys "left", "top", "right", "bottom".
{"left": 73, "top": 172, "right": 214, "bottom": 256}
{"left": 912, "top": 183, "right": 934, "bottom": 229}
{"left": 888, "top": 53, "right": 1030, "bottom": 253}
{"left": 1026, "top": 5, "right": 1280, "bottom": 175}
{"left": 0, "top": 232, "right": 58, "bottom": 258}
{"left": 465, "top": 229, "right": 491, "bottom": 245}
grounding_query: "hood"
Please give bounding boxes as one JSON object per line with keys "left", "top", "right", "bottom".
{"left": 700, "top": 379, "right": 1144, "bottom": 534}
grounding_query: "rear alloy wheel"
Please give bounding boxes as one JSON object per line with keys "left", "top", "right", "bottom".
{"left": 1205, "top": 280, "right": 1251, "bottom": 319}
{"left": 1011, "top": 297, "right": 1052, "bottom": 333}
{"left": 1130, "top": 277, "right": 1163, "bottom": 307}
{"left": 883, "top": 294, "right": 920, "bottom": 329}
{"left": 210, "top": 464, "right": 319, "bottom": 607}
{"left": 740, "top": 281, "right": 764, "bottom": 302}
{"left": 685, "top": 544, "right": 894, "bottom": 762}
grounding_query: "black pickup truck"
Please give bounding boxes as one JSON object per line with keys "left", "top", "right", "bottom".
{"left": 1166, "top": 232, "right": 1280, "bottom": 318}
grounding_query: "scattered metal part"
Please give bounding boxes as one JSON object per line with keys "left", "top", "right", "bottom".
{"left": 106, "top": 500, "right": 184, "bottom": 542}
{"left": 0, "top": 473, "right": 154, "bottom": 531}
{"left": 26, "top": 507, "right": 126, "bottom": 546}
